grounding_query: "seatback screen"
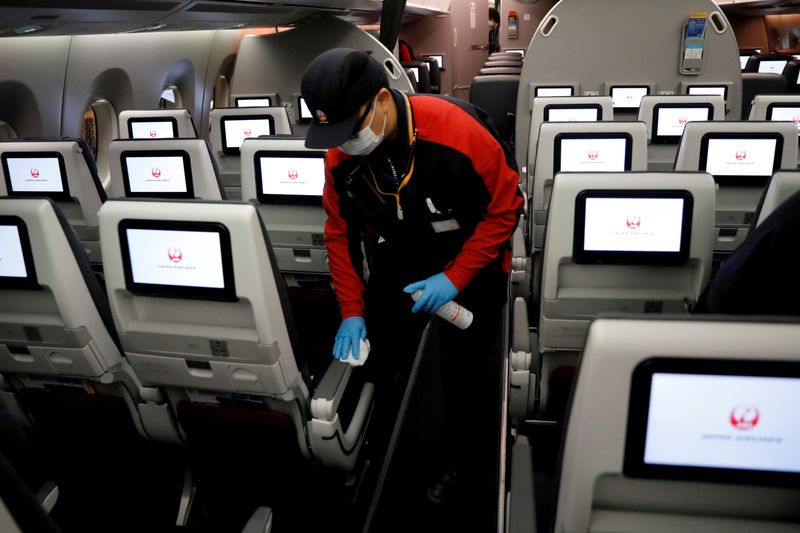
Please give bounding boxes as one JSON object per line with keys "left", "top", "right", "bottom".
{"left": 652, "top": 104, "right": 712, "bottom": 143}
{"left": 573, "top": 190, "right": 692, "bottom": 265}
{"left": 0, "top": 216, "right": 38, "bottom": 289}
{"left": 255, "top": 150, "right": 325, "bottom": 205}
{"left": 699, "top": 133, "right": 782, "bottom": 184}
{"left": 610, "top": 86, "right": 650, "bottom": 111}
{"left": 758, "top": 60, "right": 788, "bottom": 74}
{"left": 1, "top": 152, "right": 70, "bottom": 200}
{"left": 235, "top": 97, "right": 271, "bottom": 108}
{"left": 297, "top": 97, "right": 312, "bottom": 123}
{"left": 220, "top": 115, "right": 274, "bottom": 155}
{"left": 535, "top": 86, "right": 574, "bottom": 97}
{"left": 687, "top": 85, "right": 728, "bottom": 100}
{"left": 625, "top": 358, "right": 800, "bottom": 487}
{"left": 119, "top": 220, "right": 236, "bottom": 301}
{"left": 554, "top": 133, "right": 632, "bottom": 173}
{"left": 128, "top": 118, "right": 178, "bottom": 139}
{"left": 121, "top": 150, "right": 194, "bottom": 198}
{"left": 766, "top": 104, "right": 800, "bottom": 133}
{"left": 543, "top": 104, "right": 601, "bottom": 123}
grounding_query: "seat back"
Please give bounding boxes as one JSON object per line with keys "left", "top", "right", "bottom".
{"left": 539, "top": 172, "right": 715, "bottom": 353}
{"left": 231, "top": 94, "right": 280, "bottom": 108}
{"left": 419, "top": 57, "right": 441, "bottom": 93}
{"left": 741, "top": 73, "right": 787, "bottom": 119}
{"left": 401, "top": 61, "right": 431, "bottom": 93}
{"left": 240, "top": 137, "right": 329, "bottom": 276}
{"left": 484, "top": 60, "right": 522, "bottom": 68}
{"left": 781, "top": 61, "right": 800, "bottom": 93}
{"left": 530, "top": 121, "right": 648, "bottom": 250}
{"left": 747, "top": 94, "right": 800, "bottom": 140}
{"left": 527, "top": 96, "right": 614, "bottom": 176}
{"left": 754, "top": 170, "right": 800, "bottom": 227}
{"left": 0, "top": 140, "right": 106, "bottom": 263}
{"left": 556, "top": 316, "right": 800, "bottom": 533}
{"left": 637, "top": 95, "right": 725, "bottom": 171}
{"left": 208, "top": 107, "right": 293, "bottom": 201}
{"left": 118, "top": 109, "right": 197, "bottom": 139}
{"left": 674, "top": 121, "right": 798, "bottom": 252}
{"left": 108, "top": 139, "right": 225, "bottom": 200}
{"left": 469, "top": 75, "right": 520, "bottom": 148}
{"left": 478, "top": 66, "right": 522, "bottom": 76}
{"left": 744, "top": 53, "right": 793, "bottom": 74}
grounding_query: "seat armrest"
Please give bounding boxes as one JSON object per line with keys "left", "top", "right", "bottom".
{"left": 507, "top": 436, "right": 537, "bottom": 533}
{"left": 241, "top": 506, "right": 272, "bottom": 533}
{"left": 310, "top": 360, "right": 351, "bottom": 421}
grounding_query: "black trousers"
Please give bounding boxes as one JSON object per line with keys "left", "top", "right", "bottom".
{"left": 363, "top": 243, "right": 507, "bottom": 528}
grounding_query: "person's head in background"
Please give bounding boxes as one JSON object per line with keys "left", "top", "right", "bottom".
{"left": 489, "top": 7, "right": 500, "bottom": 28}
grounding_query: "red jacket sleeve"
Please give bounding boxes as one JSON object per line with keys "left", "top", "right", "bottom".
{"left": 322, "top": 151, "right": 366, "bottom": 319}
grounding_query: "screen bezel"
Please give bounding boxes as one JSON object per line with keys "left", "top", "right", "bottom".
{"left": 126, "top": 117, "right": 179, "bottom": 139}
{"left": 254, "top": 149, "right": 326, "bottom": 206}
{"left": 535, "top": 86, "right": 575, "bottom": 98}
{"left": 610, "top": 85, "right": 651, "bottom": 112}
{"left": 572, "top": 189, "right": 693, "bottom": 266}
{"left": 120, "top": 149, "right": 195, "bottom": 199}
{"left": 553, "top": 132, "right": 633, "bottom": 175}
{"left": 118, "top": 218, "right": 237, "bottom": 302}
{"left": 543, "top": 103, "right": 603, "bottom": 122}
{"left": 235, "top": 96, "right": 272, "bottom": 108}
{"left": 698, "top": 132, "right": 784, "bottom": 186}
{"left": 0, "top": 215, "right": 40, "bottom": 290}
{"left": 757, "top": 59, "right": 788, "bottom": 74}
{"left": 651, "top": 102, "right": 713, "bottom": 144}
{"left": 1, "top": 151, "right": 71, "bottom": 201}
{"left": 686, "top": 85, "right": 729, "bottom": 101}
{"left": 220, "top": 114, "right": 276, "bottom": 155}
{"left": 624, "top": 357, "right": 800, "bottom": 487}
{"left": 766, "top": 103, "right": 800, "bottom": 135}
{"left": 296, "top": 96, "right": 312, "bottom": 124}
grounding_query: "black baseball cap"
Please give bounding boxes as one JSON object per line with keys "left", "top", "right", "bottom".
{"left": 301, "top": 48, "right": 387, "bottom": 149}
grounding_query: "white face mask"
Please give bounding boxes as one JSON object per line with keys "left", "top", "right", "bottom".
{"left": 339, "top": 96, "right": 386, "bottom": 156}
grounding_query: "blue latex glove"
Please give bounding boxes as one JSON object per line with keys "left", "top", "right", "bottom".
{"left": 333, "top": 317, "right": 367, "bottom": 361}
{"left": 403, "top": 272, "right": 459, "bottom": 314}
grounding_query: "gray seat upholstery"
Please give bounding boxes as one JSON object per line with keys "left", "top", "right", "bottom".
{"left": 99, "top": 199, "right": 374, "bottom": 472}
{"left": 554, "top": 316, "right": 800, "bottom": 533}
{"left": 118, "top": 109, "right": 198, "bottom": 139}
{"left": 753, "top": 170, "right": 800, "bottom": 228}
{"left": 0, "top": 140, "right": 105, "bottom": 264}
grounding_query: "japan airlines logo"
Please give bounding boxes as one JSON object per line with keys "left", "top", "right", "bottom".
{"left": 287, "top": 169, "right": 299, "bottom": 180}
{"left": 167, "top": 248, "right": 183, "bottom": 263}
{"left": 793, "top": 116, "right": 800, "bottom": 125}
{"left": 30, "top": 168, "right": 40, "bottom": 178}
{"left": 316, "top": 110, "right": 328, "bottom": 123}
{"left": 735, "top": 150, "right": 747, "bottom": 161}
{"left": 730, "top": 405, "right": 759, "bottom": 431}
{"left": 151, "top": 168, "right": 162, "bottom": 178}
{"left": 149, "top": 130, "right": 158, "bottom": 138}
{"left": 626, "top": 215, "right": 641, "bottom": 229}
{"left": 587, "top": 150, "right": 599, "bottom": 161}
{"left": 678, "top": 116, "right": 688, "bottom": 125}
{"left": 243, "top": 128, "right": 252, "bottom": 136}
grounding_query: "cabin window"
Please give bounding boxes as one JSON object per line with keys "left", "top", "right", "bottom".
{"left": 84, "top": 99, "right": 117, "bottom": 189}
{"left": 79, "top": 107, "right": 98, "bottom": 159}
{"left": 0, "top": 120, "right": 17, "bottom": 141}
{"left": 158, "top": 85, "right": 182, "bottom": 109}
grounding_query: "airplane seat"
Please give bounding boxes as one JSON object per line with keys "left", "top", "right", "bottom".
{"left": 209, "top": 107, "right": 293, "bottom": 202}
{"left": 674, "top": 121, "right": 798, "bottom": 252}
{"left": 469, "top": 74, "right": 520, "bottom": 148}
{"left": 781, "top": 61, "right": 800, "bottom": 93}
{"left": 404, "top": 69, "right": 419, "bottom": 93}
{"left": 529, "top": 121, "right": 648, "bottom": 252}
{"left": 537, "top": 171, "right": 715, "bottom": 416}
{"left": 490, "top": 52, "right": 523, "bottom": 61}
{"left": 401, "top": 61, "right": 431, "bottom": 93}
{"left": 526, "top": 96, "right": 615, "bottom": 186}
{"left": 117, "top": 109, "right": 198, "bottom": 139}
{"left": 484, "top": 60, "right": 523, "bottom": 68}
{"left": 752, "top": 170, "right": 800, "bottom": 228}
{"left": 637, "top": 95, "right": 725, "bottom": 171}
{"left": 98, "top": 199, "right": 374, "bottom": 474}
{"left": 419, "top": 57, "right": 441, "bottom": 94}
{"left": 743, "top": 53, "right": 794, "bottom": 74}
{"left": 108, "top": 138, "right": 226, "bottom": 201}
{"left": 478, "top": 66, "right": 523, "bottom": 76}
{"left": 551, "top": 316, "right": 800, "bottom": 533}
{"left": 0, "top": 197, "right": 177, "bottom": 447}
{"left": 741, "top": 73, "right": 787, "bottom": 119}
{"left": 0, "top": 139, "right": 106, "bottom": 265}
{"left": 239, "top": 137, "right": 330, "bottom": 278}
{"left": 509, "top": 297, "right": 537, "bottom": 427}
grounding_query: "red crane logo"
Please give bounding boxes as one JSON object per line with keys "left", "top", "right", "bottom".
{"left": 151, "top": 168, "right": 161, "bottom": 178}
{"left": 735, "top": 150, "right": 747, "bottom": 161}
{"left": 626, "top": 215, "right": 641, "bottom": 229}
{"left": 587, "top": 150, "right": 599, "bottom": 161}
{"left": 288, "top": 169, "right": 299, "bottom": 180}
{"left": 730, "top": 405, "right": 759, "bottom": 431}
{"left": 167, "top": 248, "right": 183, "bottom": 263}
{"left": 149, "top": 130, "right": 158, "bottom": 137}
{"left": 243, "top": 128, "right": 252, "bottom": 136}
{"left": 30, "top": 168, "right": 40, "bottom": 178}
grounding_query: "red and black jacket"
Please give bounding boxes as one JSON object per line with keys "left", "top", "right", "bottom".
{"left": 323, "top": 90, "right": 524, "bottom": 319}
